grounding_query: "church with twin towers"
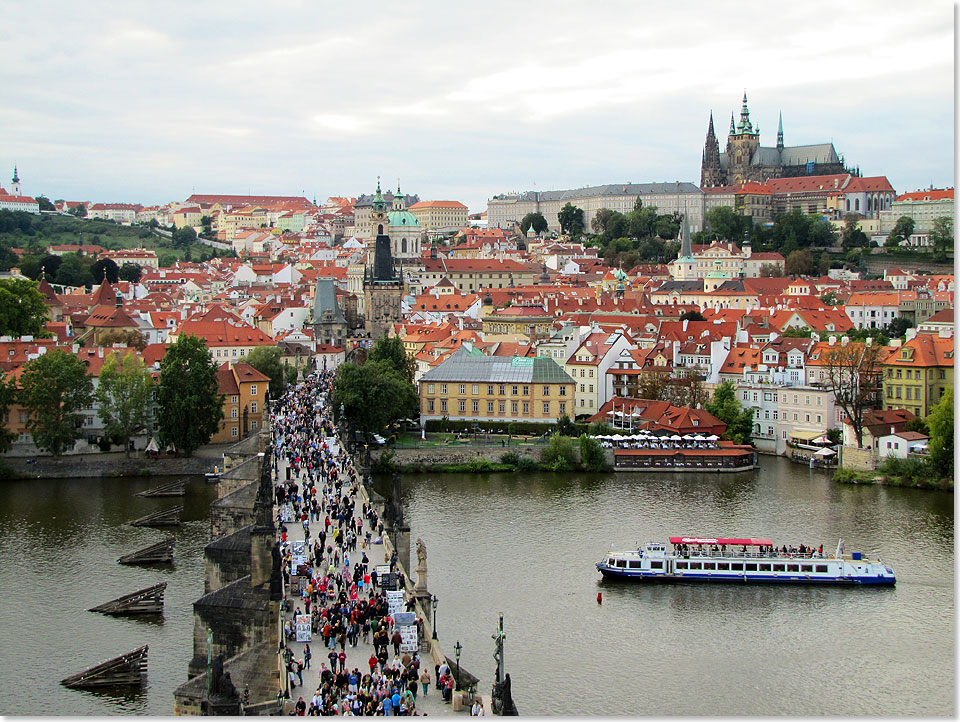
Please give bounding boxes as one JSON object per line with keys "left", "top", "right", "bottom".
{"left": 700, "top": 92, "right": 855, "bottom": 188}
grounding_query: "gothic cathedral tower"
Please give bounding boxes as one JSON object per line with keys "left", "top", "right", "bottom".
{"left": 725, "top": 92, "right": 760, "bottom": 186}
{"left": 700, "top": 112, "right": 724, "bottom": 187}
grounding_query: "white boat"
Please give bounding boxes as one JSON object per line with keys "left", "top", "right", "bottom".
{"left": 597, "top": 536, "right": 895, "bottom": 585}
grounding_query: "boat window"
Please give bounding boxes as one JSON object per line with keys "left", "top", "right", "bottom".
{"left": 628, "top": 561, "right": 642, "bottom": 569}
{"left": 730, "top": 563, "right": 743, "bottom": 571}
{"left": 801, "top": 564, "right": 813, "bottom": 573}
{"left": 773, "top": 564, "right": 785, "bottom": 572}
{"left": 787, "top": 564, "right": 799, "bottom": 572}
{"left": 815, "top": 565, "right": 828, "bottom": 573}
{"left": 758, "top": 564, "right": 771, "bottom": 572}
{"left": 744, "top": 563, "right": 758, "bottom": 572}
{"left": 688, "top": 562, "right": 702, "bottom": 570}
{"left": 716, "top": 562, "right": 729, "bottom": 571}
{"left": 650, "top": 561, "right": 663, "bottom": 569}
{"left": 702, "top": 562, "right": 715, "bottom": 570}
{"left": 676, "top": 561, "right": 688, "bottom": 570}
{"left": 615, "top": 559, "right": 627, "bottom": 567}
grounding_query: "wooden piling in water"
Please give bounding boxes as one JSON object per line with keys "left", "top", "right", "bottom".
{"left": 136, "top": 480, "right": 187, "bottom": 497}
{"left": 129, "top": 505, "right": 182, "bottom": 527}
{"left": 89, "top": 582, "right": 167, "bottom": 616}
{"left": 118, "top": 537, "right": 175, "bottom": 565}
{"left": 60, "top": 646, "right": 148, "bottom": 689}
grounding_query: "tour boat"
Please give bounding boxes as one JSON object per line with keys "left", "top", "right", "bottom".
{"left": 596, "top": 536, "right": 895, "bottom": 585}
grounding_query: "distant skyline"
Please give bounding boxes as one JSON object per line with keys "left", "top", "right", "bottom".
{"left": 1, "top": 1, "right": 953, "bottom": 213}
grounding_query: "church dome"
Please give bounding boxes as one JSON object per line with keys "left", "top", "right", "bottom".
{"left": 388, "top": 210, "right": 420, "bottom": 227}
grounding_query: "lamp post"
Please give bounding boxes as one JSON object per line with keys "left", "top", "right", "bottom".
{"left": 454, "top": 640, "right": 462, "bottom": 691}
{"left": 431, "top": 594, "right": 438, "bottom": 640}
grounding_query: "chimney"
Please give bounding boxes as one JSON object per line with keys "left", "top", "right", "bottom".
{"left": 841, "top": 336, "right": 849, "bottom": 345}
{"left": 828, "top": 335, "right": 836, "bottom": 346}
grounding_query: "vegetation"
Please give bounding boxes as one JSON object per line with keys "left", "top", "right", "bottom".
{"left": 332, "top": 359, "right": 418, "bottom": 438}
{"left": 540, "top": 432, "right": 577, "bottom": 471}
{"left": 367, "top": 335, "right": 416, "bottom": 383}
{"left": 886, "top": 216, "right": 915, "bottom": 247}
{"left": 91, "top": 257, "right": 120, "bottom": 284}
{"left": 705, "top": 381, "right": 754, "bottom": 445}
{"left": 95, "top": 351, "right": 154, "bottom": 456}
{"left": 819, "top": 342, "right": 882, "bottom": 448}
{"left": 17, "top": 349, "right": 94, "bottom": 456}
{"left": 578, "top": 433, "right": 608, "bottom": 471}
{"left": 520, "top": 212, "right": 548, "bottom": 236}
{"left": 0, "top": 279, "right": 49, "bottom": 337}
{"left": 926, "top": 387, "right": 953, "bottom": 479}
{"left": 0, "top": 372, "right": 15, "bottom": 454}
{"left": 245, "top": 346, "right": 287, "bottom": 400}
{"left": 157, "top": 335, "right": 224, "bottom": 455}
{"left": 930, "top": 216, "right": 953, "bottom": 261}
{"left": 558, "top": 203, "right": 585, "bottom": 237}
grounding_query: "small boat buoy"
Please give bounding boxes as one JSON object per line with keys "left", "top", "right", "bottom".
{"left": 597, "top": 592, "right": 602, "bottom": 604}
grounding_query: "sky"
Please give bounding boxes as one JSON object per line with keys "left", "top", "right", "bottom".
{"left": 1, "top": 1, "right": 954, "bottom": 213}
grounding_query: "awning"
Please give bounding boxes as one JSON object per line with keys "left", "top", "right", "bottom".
{"left": 145, "top": 438, "right": 159, "bottom": 452}
{"left": 669, "top": 537, "right": 774, "bottom": 547}
{"left": 814, "top": 447, "right": 836, "bottom": 456}
{"left": 789, "top": 430, "right": 823, "bottom": 442}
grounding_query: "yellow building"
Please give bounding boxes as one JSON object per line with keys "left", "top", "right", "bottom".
{"left": 480, "top": 305, "right": 554, "bottom": 341}
{"left": 881, "top": 333, "right": 954, "bottom": 418}
{"left": 212, "top": 361, "right": 270, "bottom": 442}
{"left": 419, "top": 258, "right": 536, "bottom": 293}
{"left": 172, "top": 206, "right": 202, "bottom": 229}
{"left": 419, "top": 350, "right": 575, "bottom": 423}
{"left": 408, "top": 201, "right": 469, "bottom": 232}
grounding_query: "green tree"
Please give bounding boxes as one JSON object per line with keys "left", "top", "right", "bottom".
{"left": 704, "top": 206, "right": 749, "bottom": 242}
{"left": 886, "top": 216, "right": 915, "bottom": 247}
{"left": 172, "top": 225, "right": 198, "bottom": 247}
{"left": 200, "top": 215, "right": 213, "bottom": 238}
{"left": 91, "top": 257, "right": 120, "bottom": 284}
{"left": 0, "top": 372, "right": 15, "bottom": 453}
{"left": 926, "top": 387, "right": 953, "bottom": 479}
{"left": 679, "top": 310, "right": 705, "bottom": 322}
{"left": 540, "top": 432, "right": 576, "bottom": 471}
{"left": 578, "top": 433, "right": 607, "bottom": 472}
{"left": 39, "top": 254, "right": 62, "bottom": 280}
{"left": 332, "top": 360, "right": 418, "bottom": 437}
{"left": 368, "top": 335, "right": 415, "bottom": 383}
{"left": 759, "top": 262, "right": 783, "bottom": 277}
{"left": 820, "top": 291, "right": 839, "bottom": 306}
{"left": 903, "top": 416, "right": 929, "bottom": 436}
{"left": 95, "top": 351, "right": 154, "bottom": 456}
{"left": 520, "top": 212, "right": 548, "bottom": 236}
{"left": 785, "top": 248, "right": 814, "bottom": 276}
{"left": 245, "top": 346, "right": 286, "bottom": 399}
{"left": 885, "top": 317, "right": 913, "bottom": 339}
{"left": 36, "top": 195, "right": 55, "bottom": 212}
{"left": 705, "top": 380, "right": 754, "bottom": 445}
{"left": 55, "top": 252, "right": 93, "bottom": 287}
{"left": 556, "top": 413, "right": 576, "bottom": 436}
{"left": 68, "top": 203, "right": 87, "bottom": 217}
{"left": 557, "top": 203, "right": 584, "bottom": 237}
{"left": 18, "top": 349, "right": 93, "bottom": 456}
{"left": 591, "top": 208, "right": 614, "bottom": 234}
{"left": 930, "top": 216, "right": 953, "bottom": 260}
{"left": 119, "top": 263, "right": 143, "bottom": 283}
{"left": 0, "top": 279, "right": 48, "bottom": 337}
{"left": 17, "top": 254, "right": 42, "bottom": 280}
{"left": 157, "top": 335, "right": 224, "bottom": 455}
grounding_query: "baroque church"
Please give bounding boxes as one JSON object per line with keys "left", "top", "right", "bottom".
{"left": 700, "top": 92, "right": 853, "bottom": 187}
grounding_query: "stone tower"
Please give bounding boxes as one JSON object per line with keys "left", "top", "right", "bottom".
{"left": 700, "top": 112, "right": 724, "bottom": 187}
{"left": 11, "top": 166, "right": 21, "bottom": 196}
{"left": 726, "top": 92, "right": 760, "bottom": 185}
{"left": 364, "top": 178, "right": 404, "bottom": 338}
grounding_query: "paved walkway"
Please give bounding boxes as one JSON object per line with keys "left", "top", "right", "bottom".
{"left": 274, "top": 414, "right": 461, "bottom": 716}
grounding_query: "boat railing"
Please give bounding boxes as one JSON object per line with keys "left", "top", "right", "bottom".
{"left": 675, "top": 550, "right": 824, "bottom": 560}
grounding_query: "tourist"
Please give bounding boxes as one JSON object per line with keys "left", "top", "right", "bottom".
{"left": 420, "top": 668, "right": 430, "bottom": 696}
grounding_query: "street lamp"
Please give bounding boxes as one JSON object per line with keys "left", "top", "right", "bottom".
{"left": 431, "top": 594, "right": 439, "bottom": 640}
{"left": 454, "top": 640, "right": 462, "bottom": 691}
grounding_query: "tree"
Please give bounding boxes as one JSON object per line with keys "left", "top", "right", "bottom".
{"left": 39, "top": 254, "right": 62, "bottom": 280}
{"left": 557, "top": 203, "right": 584, "bottom": 237}
{"left": 0, "top": 279, "right": 49, "bottom": 337}
{"left": 821, "top": 342, "right": 882, "bottom": 448}
{"left": 759, "top": 262, "right": 783, "bottom": 277}
{"left": 157, "top": 335, "right": 223, "bottom": 455}
{"left": 885, "top": 317, "right": 913, "bottom": 339}
{"left": 367, "top": 335, "right": 416, "bottom": 383}
{"left": 172, "top": 225, "right": 198, "bottom": 247}
{"left": 820, "top": 291, "right": 839, "bottom": 306}
{"left": 200, "top": 215, "right": 213, "bottom": 238}
{"left": 17, "top": 348, "right": 93, "bottom": 455}
{"left": 679, "top": 310, "right": 705, "bottom": 322}
{"left": 519, "top": 212, "right": 548, "bottom": 236}
{"left": 903, "top": 416, "right": 929, "bottom": 436}
{"left": 886, "top": 216, "right": 915, "bottom": 247}
{"left": 332, "top": 360, "right": 418, "bottom": 437}
{"left": 245, "top": 346, "right": 286, "bottom": 399}
{"left": 91, "top": 257, "right": 120, "bottom": 284}
{"left": 704, "top": 206, "right": 749, "bottom": 242}
{"left": 96, "top": 351, "right": 154, "bottom": 456}
{"left": 926, "top": 387, "right": 953, "bottom": 479}
{"left": 785, "top": 248, "right": 814, "bottom": 276}
{"left": 556, "top": 413, "right": 576, "bottom": 436}
{"left": 68, "top": 203, "right": 87, "bottom": 218}
{"left": 578, "top": 433, "right": 607, "bottom": 472}
{"left": 119, "top": 263, "right": 143, "bottom": 283}
{"left": 705, "top": 381, "right": 754, "bottom": 445}
{"left": 36, "top": 195, "right": 55, "bottom": 212}
{"left": 97, "top": 328, "right": 146, "bottom": 350}
{"left": 591, "top": 208, "right": 614, "bottom": 234}
{"left": 930, "top": 216, "right": 953, "bottom": 260}
{"left": 55, "top": 252, "right": 92, "bottom": 287}
{"left": 540, "top": 432, "right": 576, "bottom": 471}
{"left": 0, "top": 372, "right": 15, "bottom": 453}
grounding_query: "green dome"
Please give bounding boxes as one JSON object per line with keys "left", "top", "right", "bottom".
{"left": 388, "top": 210, "right": 420, "bottom": 227}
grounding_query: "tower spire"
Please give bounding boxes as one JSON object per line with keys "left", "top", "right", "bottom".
{"left": 729, "top": 112, "right": 736, "bottom": 137}
{"left": 738, "top": 90, "right": 753, "bottom": 134}
{"left": 776, "top": 111, "right": 784, "bottom": 152}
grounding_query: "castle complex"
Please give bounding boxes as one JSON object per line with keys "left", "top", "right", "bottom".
{"left": 701, "top": 93, "right": 853, "bottom": 188}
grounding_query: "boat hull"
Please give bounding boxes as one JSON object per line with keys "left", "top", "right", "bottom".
{"left": 597, "top": 566, "right": 895, "bottom": 585}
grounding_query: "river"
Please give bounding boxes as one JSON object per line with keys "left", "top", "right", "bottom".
{"left": 0, "top": 474, "right": 213, "bottom": 716}
{"left": 390, "top": 456, "right": 954, "bottom": 716}
{"left": 0, "top": 458, "right": 952, "bottom": 715}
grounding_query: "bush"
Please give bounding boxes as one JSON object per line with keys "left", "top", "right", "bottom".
{"left": 500, "top": 452, "right": 521, "bottom": 467}
{"left": 516, "top": 457, "right": 539, "bottom": 472}
{"left": 879, "top": 454, "right": 928, "bottom": 482}
{"left": 371, "top": 449, "right": 398, "bottom": 474}
{"left": 541, "top": 433, "right": 576, "bottom": 469}
{"left": 465, "top": 457, "right": 494, "bottom": 473}
{"left": 579, "top": 434, "right": 608, "bottom": 472}
{"left": 832, "top": 467, "right": 875, "bottom": 485}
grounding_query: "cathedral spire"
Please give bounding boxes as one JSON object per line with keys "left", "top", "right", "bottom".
{"left": 707, "top": 111, "right": 716, "bottom": 139}
{"left": 738, "top": 90, "right": 753, "bottom": 134}
{"left": 729, "top": 112, "right": 736, "bottom": 137}
{"left": 679, "top": 212, "right": 692, "bottom": 259}
{"left": 776, "top": 111, "right": 784, "bottom": 152}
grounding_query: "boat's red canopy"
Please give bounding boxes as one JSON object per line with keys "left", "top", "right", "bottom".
{"left": 670, "top": 536, "right": 773, "bottom": 546}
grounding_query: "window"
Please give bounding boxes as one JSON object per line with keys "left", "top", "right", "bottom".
{"left": 511, "top": 385, "right": 518, "bottom": 396}
{"left": 744, "top": 563, "right": 758, "bottom": 572}
{"left": 628, "top": 560, "right": 642, "bottom": 569}
{"left": 522, "top": 385, "right": 529, "bottom": 395}
{"left": 487, "top": 385, "right": 494, "bottom": 395}
{"left": 440, "top": 400, "right": 447, "bottom": 412}
{"left": 251, "top": 402, "right": 258, "bottom": 414}
{"left": 498, "top": 401, "right": 505, "bottom": 413}
{"left": 543, "top": 386, "right": 550, "bottom": 396}
{"left": 716, "top": 562, "right": 730, "bottom": 571}
{"left": 428, "top": 384, "right": 435, "bottom": 394}
{"left": 730, "top": 563, "right": 744, "bottom": 571}
{"left": 458, "top": 400, "right": 466, "bottom": 412}
{"left": 231, "top": 427, "right": 238, "bottom": 437}
{"left": 428, "top": 400, "right": 434, "bottom": 412}
{"left": 460, "top": 384, "right": 466, "bottom": 394}
{"left": 499, "top": 384, "right": 506, "bottom": 395}
{"left": 773, "top": 564, "right": 785, "bottom": 572}
{"left": 650, "top": 561, "right": 664, "bottom": 570}
{"left": 250, "top": 385, "right": 257, "bottom": 396}
{"left": 441, "top": 384, "right": 447, "bottom": 395}
{"left": 542, "top": 402, "right": 550, "bottom": 415}
{"left": 688, "top": 562, "right": 702, "bottom": 570}
{"left": 787, "top": 564, "right": 799, "bottom": 572}
{"left": 487, "top": 401, "right": 494, "bottom": 413}
{"left": 801, "top": 565, "right": 813, "bottom": 573}
{"left": 702, "top": 562, "right": 716, "bottom": 570}
{"left": 232, "top": 395, "right": 239, "bottom": 403}
{"left": 523, "top": 402, "right": 529, "bottom": 414}
{"left": 472, "top": 400, "right": 479, "bottom": 413}
{"left": 231, "top": 408, "right": 238, "bottom": 418}
{"left": 472, "top": 384, "right": 479, "bottom": 395}
{"left": 559, "top": 402, "right": 566, "bottom": 414}
{"left": 758, "top": 564, "right": 771, "bottom": 572}
{"left": 580, "top": 383, "right": 585, "bottom": 393}
{"left": 588, "top": 385, "right": 593, "bottom": 393}
{"left": 676, "top": 561, "right": 689, "bottom": 570}
{"left": 815, "top": 565, "right": 828, "bottom": 573}
{"left": 251, "top": 420, "right": 258, "bottom": 430}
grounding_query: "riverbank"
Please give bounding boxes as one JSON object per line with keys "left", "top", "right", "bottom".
{"left": 833, "top": 467, "right": 953, "bottom": 491}
{"left": 1, "top": 445, "right": 229, "bottom": 480}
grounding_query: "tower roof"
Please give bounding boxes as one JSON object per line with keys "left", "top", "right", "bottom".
{"left": 12, "top": 165, "right": 19, "bottom": 183}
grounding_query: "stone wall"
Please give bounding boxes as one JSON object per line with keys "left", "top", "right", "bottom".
{"left": 840, "top": 445, "right": 877, "bottom": 471}
{"left": 217, "top": 456, "right": 260, "bottom": 499}
{"left": 2, "top": 454, "right": 213, "bottom": 479}
{"left": 204, "top": 526, "right": 253, "bottom": 594}
{"left": 374, "top": 445, "right": 542, "bottom": 467}
{"left": 210, "top": 481, "right": 258, "bottom": 539}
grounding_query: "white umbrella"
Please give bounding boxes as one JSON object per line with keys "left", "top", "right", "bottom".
{"left": 706, "top": 434, "right": 719, "bottom": 441}
{"left": 682, "top": 434, "right": 695, "bottom": 440}
{"left": 671, "top": 435, "right": 682, "bottom": 441}
{"left": 814, "top": 447, "right": 836, "bottom": 456}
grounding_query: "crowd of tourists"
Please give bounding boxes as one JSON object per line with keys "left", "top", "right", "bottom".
{"left": 270, "top": 371, "right": 465, "bottom": 716}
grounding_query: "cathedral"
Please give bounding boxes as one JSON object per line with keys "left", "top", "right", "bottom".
{"left": 700, "top": 93, "right": 853, "bottom": 187}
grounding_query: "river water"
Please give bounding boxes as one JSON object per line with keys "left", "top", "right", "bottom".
{"left": 0, "top": 475, "right": 213, "bottom": 716}
{"left": 0, "top": 458, "right": 952, "bottom": 716}
{"left": 391, "top": 457, "right": 954, "bottom": 716}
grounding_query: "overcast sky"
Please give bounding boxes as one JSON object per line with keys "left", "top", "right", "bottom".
{"left": 1, "top": 1, "right": 954, "bottom": 212}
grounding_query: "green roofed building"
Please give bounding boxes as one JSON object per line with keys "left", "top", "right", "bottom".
{"left": 419, "top": 348, "right": 575, "bottom": 423}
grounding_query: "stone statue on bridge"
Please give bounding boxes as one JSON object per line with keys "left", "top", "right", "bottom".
{"left": 413, "top": 537, "right": 428, "bottom": 596}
